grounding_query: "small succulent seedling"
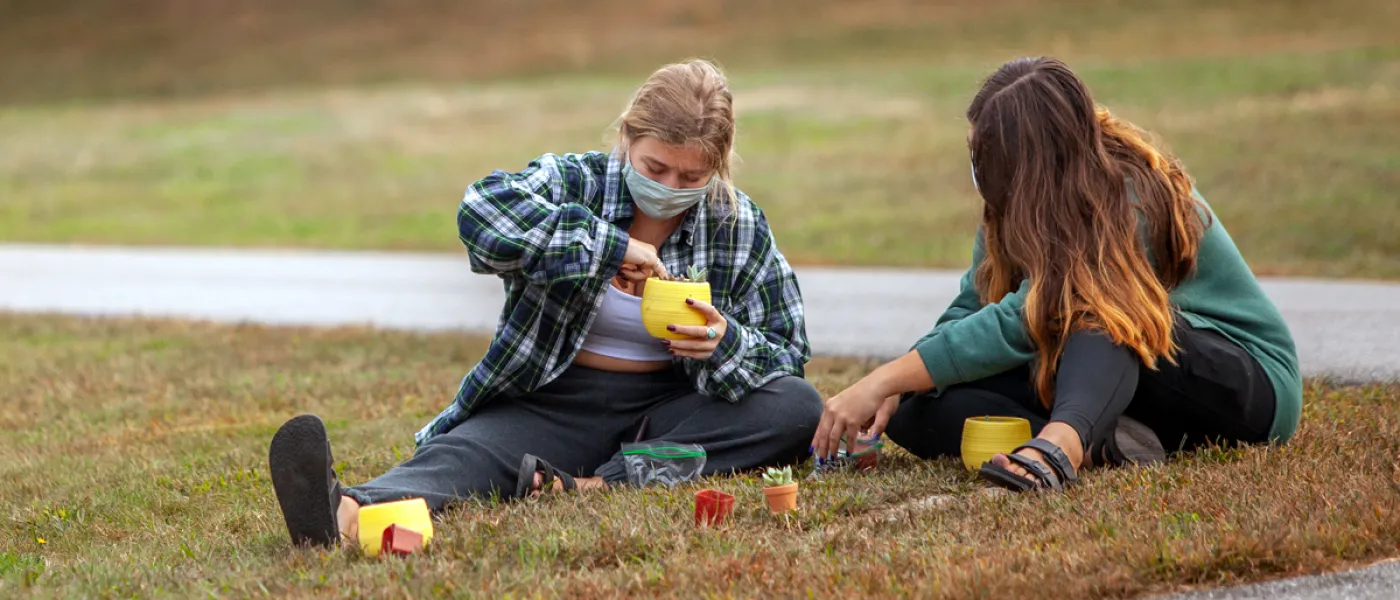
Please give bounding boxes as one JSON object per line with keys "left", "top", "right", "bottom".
{"left": 761, "top": 465, "right": 795, "bottom": 487}
{"left": 655, "top": 265, "right": 708, "bottom": 283}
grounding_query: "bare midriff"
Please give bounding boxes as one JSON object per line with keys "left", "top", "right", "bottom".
{"left": 571, "top": 277, "right": 672, "bottom": 374}
{"left": 572, "top": 350, "right": 672, "bottom": 373}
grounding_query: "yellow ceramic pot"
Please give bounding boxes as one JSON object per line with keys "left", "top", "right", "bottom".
{"left": 641, "top": 279, "right": 712, "bottom": 340}
{"left": 357, "top": 497, "right": 434, "bottom": 557}
{"left": 960, "top": 416, "right": 1033, "bottom": 472}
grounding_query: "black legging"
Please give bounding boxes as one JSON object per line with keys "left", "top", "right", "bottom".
{"left": 886, "top": 324, "right": 1277, "bottom": 460}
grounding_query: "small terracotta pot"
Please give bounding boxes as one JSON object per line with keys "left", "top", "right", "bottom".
{"left": 641, "top": 279, "right": 712, "bottom": 340}
{"left": 849, "top": 438, "right": 880, "bottom": 471}
{"left": 762, "top": 482, "right": 799, "bottom": 513}
{"left": 854, "top": 450, "right": 879, "bottom": 472}
{"left": 694, "top": 489, "right": 735, "bottom": 526}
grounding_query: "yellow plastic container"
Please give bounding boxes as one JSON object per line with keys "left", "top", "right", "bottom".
{"left": 641, "top": 279, "right": 711, "bottom": 340}
{"left": 960, "top": 416, "right": 1033, "bottom": 472}
{"left": 356, "top": 498, "right": 434, "bottom": 557}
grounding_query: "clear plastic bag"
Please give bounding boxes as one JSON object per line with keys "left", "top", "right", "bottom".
{"left": 808, "top": 433, "right": 885, "bottom": 479}
{"left": 621, "top": 441, "right": 707, "bottom": 488}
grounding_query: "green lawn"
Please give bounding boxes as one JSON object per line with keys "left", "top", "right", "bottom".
{"left": 1, "top": 0, "right": 1398, "bottom": 278}
{"left": 2, "top": 315, "right": 1399, "bottom": 598}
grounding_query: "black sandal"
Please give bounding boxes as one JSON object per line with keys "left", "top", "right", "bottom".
{"left": 269, "top": 414, "right": 344, "bottom": 547}
{"left": 514, "top": 454, "right": 577, "bottom": 498}
{"left": 977, "top": 437, "right": 1080, "bottom": 492}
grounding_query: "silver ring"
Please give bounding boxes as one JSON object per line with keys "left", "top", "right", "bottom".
{"left": 706, "top": 327, "right": 717, "bottom": 340}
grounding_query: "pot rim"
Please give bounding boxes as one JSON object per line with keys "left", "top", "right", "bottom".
{"left": 643, "top": 279, "right": 711, "bottom": 288}
{"left": 963, "top": 416, "right": 1031, "bottom": 426}
{"left": 762, "top": 482, "right": 799, "bottom": 494}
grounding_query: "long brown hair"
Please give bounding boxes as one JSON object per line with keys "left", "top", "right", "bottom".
{"left": 967, "top": 57, "right": 1209, "bottom": 407}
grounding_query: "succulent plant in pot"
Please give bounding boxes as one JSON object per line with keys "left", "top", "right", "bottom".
{"left": 760, "top": 466, "right": 799, "bottom": 513}
{"left": 642, "top": 265, "right": 712, "bottom": 341}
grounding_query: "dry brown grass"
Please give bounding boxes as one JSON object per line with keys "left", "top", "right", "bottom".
{"left": 2, "top": 314, "right": 1398, "bottom": 598}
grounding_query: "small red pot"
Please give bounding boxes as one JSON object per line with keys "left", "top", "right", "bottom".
{"left": 850, "top": 437, "right": 881, "bottom": 472}
{"left": 381, "top": 524, "right": 424, "bottom": 556}
{"left": 855, "top": 451, "right": 879, "bottom": 471}
{"left": 694, "top": 489, "right": 735, "bottom": 526}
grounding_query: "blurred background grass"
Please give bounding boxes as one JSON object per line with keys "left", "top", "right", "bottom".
{"left": 1, "top": 0, "right": 1397, "bottom": 276}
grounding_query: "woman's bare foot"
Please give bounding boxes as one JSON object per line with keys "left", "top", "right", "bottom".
{"left": 989, "top": 421, "right": 1085, "bottom": 481}
{"left": 530, "top": 473, "right": 609, "bottom": 496}
{"left": 337, "top": 495, "right": 360, "bottom": 541}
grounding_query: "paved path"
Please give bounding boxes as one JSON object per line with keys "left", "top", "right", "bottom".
{"left": 3, "top": 243, "right": 1399, "bottom": 381}
{"left": 1156, "top": 560, "right": 1400, "bottom": 600}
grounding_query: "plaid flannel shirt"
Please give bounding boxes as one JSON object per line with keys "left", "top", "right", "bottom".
{"left": 415, "top": 150, "right": 810, "bottom": 445}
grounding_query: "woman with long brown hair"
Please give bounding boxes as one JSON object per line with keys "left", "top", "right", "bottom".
{"left": 811, "top": 57, "right": 1301, "bottom": 491}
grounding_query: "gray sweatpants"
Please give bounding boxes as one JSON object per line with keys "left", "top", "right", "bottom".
{"left": 343, "top": 365, "right": 823, "bottom": 510}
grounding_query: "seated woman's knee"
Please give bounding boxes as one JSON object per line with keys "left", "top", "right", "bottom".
{"left": 883, "top": 395, "right": 942, "bottom": 459}
{"left": 885, "top": 389, "right": 1000, "bottom": 460}
{"left": 757, "top": 376, "right": 823, "bottom": 426}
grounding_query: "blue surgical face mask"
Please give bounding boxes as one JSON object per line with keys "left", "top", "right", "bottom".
{"left": 623, "top": 156, "right": 709, "bottom": 219}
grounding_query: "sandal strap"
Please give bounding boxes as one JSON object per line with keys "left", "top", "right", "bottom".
{"left": 537, "top": 458, "right": 557, "bottom": 490}
{"left": 1005, "top": 452, "right": 1062, "bottom": 490}
{"left": 1018, "top": 438, "right": 1079, "bottom": 486}
{"left": 515, "top": 454, "right": 540, "bottom": 498}
{"left": 555, "top": 470, "right": 577, "bottom": 491}
{"left": 516, "top": 454, "right": 577, "bottom": 497}
{"left": 977, "top": 461, "right": 1038, "bottom": 492}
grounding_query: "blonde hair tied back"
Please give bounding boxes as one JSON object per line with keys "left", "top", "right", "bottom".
{"left": 612, "top": 58, "right": 739, "bottom": 212}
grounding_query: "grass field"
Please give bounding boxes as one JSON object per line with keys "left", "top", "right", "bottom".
{"left": 2, "top": 314, "right": 1399, "bottom": 598}
{"left": 2, "top": 0, "right": 1398, "bottom": 277}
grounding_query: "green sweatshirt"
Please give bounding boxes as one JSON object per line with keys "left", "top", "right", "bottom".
{"left": 912, "top": 194, "right": 1303, "bottom": 443}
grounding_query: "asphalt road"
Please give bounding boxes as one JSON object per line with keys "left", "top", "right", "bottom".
{"left": 1156, "top": 560, "right": 1400, "bottom": 600}
{"left": 3, "top": 244, "right": 1398, "bottom": 381}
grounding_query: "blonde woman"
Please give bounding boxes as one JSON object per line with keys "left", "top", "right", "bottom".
{"left": 268, "top": 59, "right": 820, "bottom": 547}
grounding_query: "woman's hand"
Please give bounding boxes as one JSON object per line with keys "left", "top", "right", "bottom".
{"left": 812, "top": 379, "right": 894, "bottom": 461}
{"left": 621, "top": 239, "right": 666, "bottom": 283}
{"left": 811, "top": 351, "right": 935, "bottom": 460}
{"left": 663, "top": 299, "right": 728, "bottom": 360}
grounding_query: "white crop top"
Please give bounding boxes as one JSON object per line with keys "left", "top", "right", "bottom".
{"left": 578, "top": 285, "right": 674, "bottom": 362}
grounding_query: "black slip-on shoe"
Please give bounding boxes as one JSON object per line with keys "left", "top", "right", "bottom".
{"left": 269, "top": 414, "right": 342, "bottom": 547}
{"left": 1098, "top": 416, "right": 1167, "bottom": 467}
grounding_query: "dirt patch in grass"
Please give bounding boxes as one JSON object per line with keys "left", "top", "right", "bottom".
{"left": 2, "top": 314, "right": 1398, "bottom": 597}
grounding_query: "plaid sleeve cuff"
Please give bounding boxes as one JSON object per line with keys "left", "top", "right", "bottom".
{"left": 702, "top": 314, "right": 756, "bottom": 400}
{"left": 707, "top": 314, "right": 746, "bottom": 366}
{"left": 591, "top": 220, "right": 629, "bottom": 279}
